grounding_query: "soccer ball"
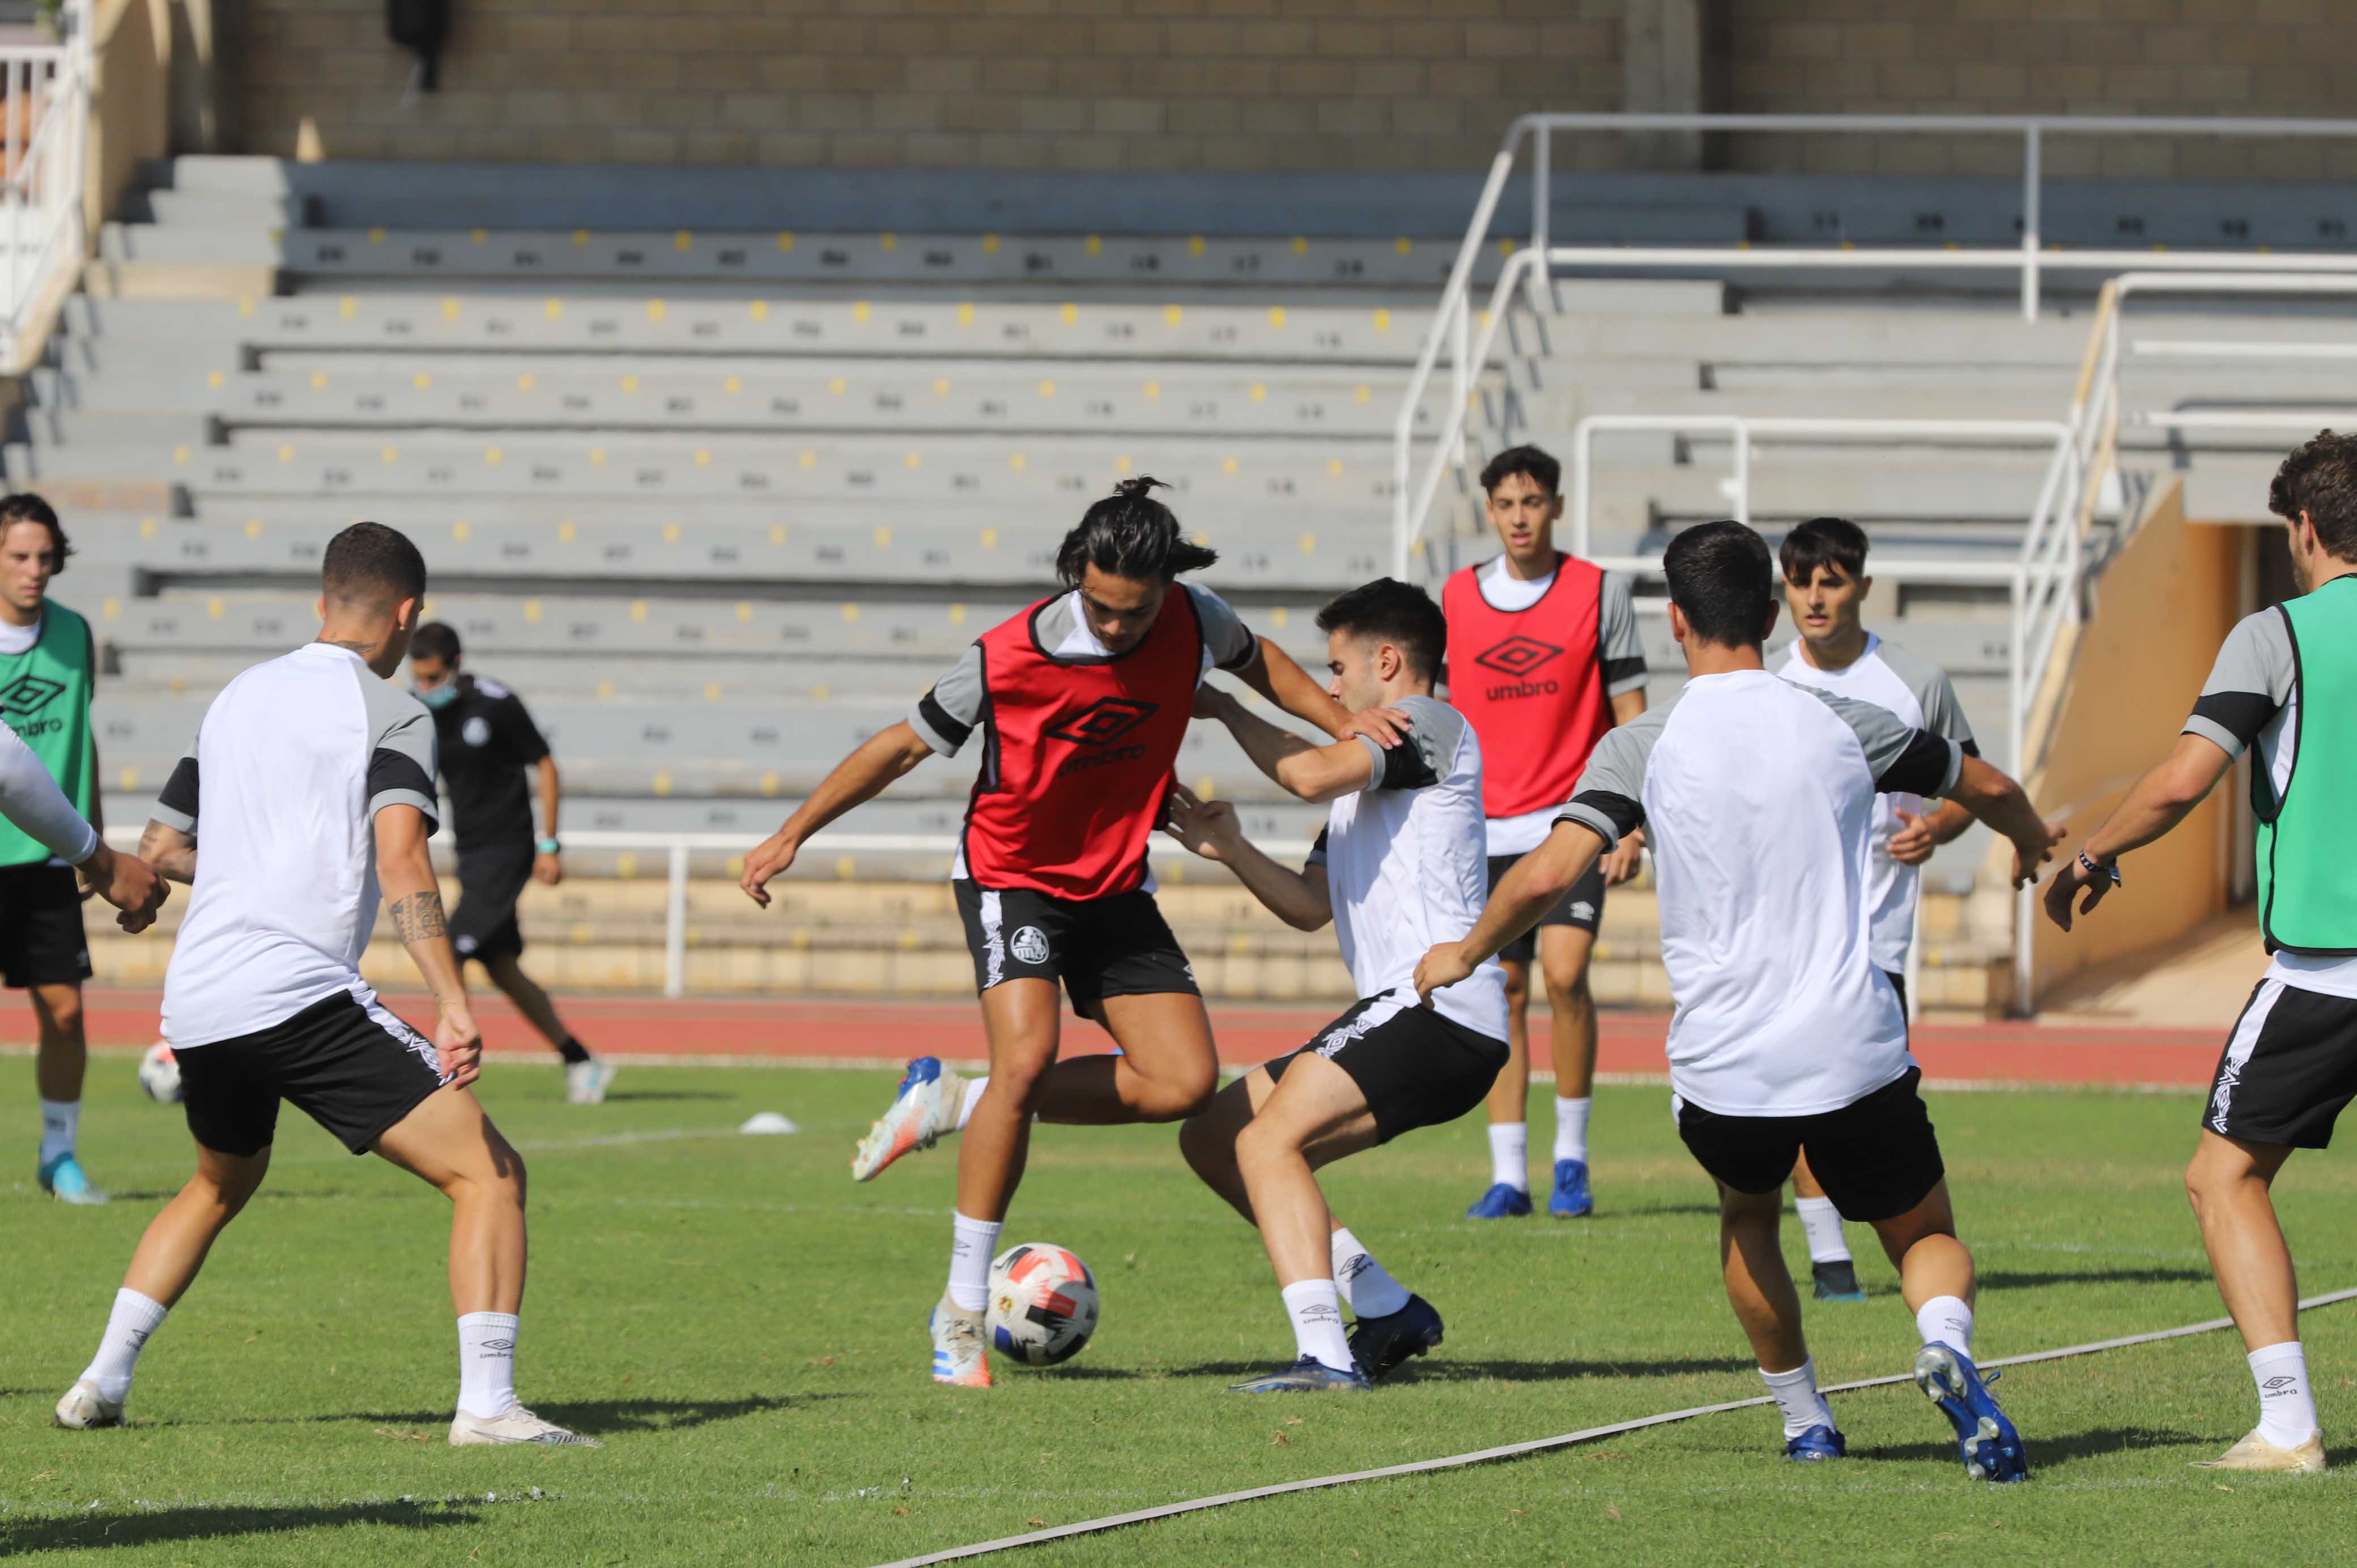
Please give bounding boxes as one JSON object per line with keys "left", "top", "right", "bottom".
{"left": 986, "top": 1242, "right": 1099, "bottom": 1367}
{"left": 138, "top": 1041, "right": 182, "bottom": 1105}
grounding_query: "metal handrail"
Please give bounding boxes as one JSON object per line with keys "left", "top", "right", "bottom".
{"left": 0, "top": 2, "right": 89, "bottom": 372}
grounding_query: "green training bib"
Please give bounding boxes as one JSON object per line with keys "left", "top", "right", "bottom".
{"left": 0, "top": 602, "right": 95, "bottom": 867}
{"left": 2256, "top": 575, "right": 2357, "bottom": 956}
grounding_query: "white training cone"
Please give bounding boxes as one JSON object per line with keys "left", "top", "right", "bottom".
{"left": 739, "top": 1112, "right": 799, "bottom": 1136}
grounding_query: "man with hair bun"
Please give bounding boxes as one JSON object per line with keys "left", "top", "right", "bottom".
{"left": 741, "top": 479, "right": 1400, "bottom": 1388}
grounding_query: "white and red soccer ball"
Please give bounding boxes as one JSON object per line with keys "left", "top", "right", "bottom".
{"left": 986, "top": 1242, "right": 1099, "bottom": 1367}
{"left": 138, "top": 1040, "right": 182, "bottom": 1104}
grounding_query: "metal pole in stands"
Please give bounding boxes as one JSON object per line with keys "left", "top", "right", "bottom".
{"left": 2020, "top": 124, "right": 2042, "bottom": 322}
{"left": 663, "top": 843, "right": 690, "bottom": 999}
{"left": 1530, "top": 125, "right": 1550, "bottom": 315}
{"left": 1731, "top": 424, "right": 1750, "bottom": 528}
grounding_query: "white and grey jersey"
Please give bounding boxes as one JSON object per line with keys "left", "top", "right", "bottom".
{"left": 908, "top": 583, "right": 1257, "bottom": 757}
{"left": 1552, "top": 668, "right": 1960, "bottom": 1117}
{"left": 0, "top": 718, "right": 96, "bottom": 864}
{"left": 159, "top": 644, "right": 442, "bottom": 1049}
{"left": 1778, "top": 633, "right": 1979, "bottom": 972}
{"left": 1305, "top": 693, "right": 1508, "bottom": 1041}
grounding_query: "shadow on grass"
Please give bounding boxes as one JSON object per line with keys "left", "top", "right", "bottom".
{"left": 1978, "top": 1267, "right": 2211, "bottom": 1290}
{"left": 595, "top": 1090, "right": 735, "bottom": 1103}
{"left": 1164, "top": 1356, "right": 1751, "bottom": 1383}
{"left": 1857, "top": 1425, "right": 2202, "bottom": 1468}
{"left": 0, "top": 1499, "right": 480, "bottom": 1555}
{"left": 301, "top": 1392, "right": 836, "bottom": 1435}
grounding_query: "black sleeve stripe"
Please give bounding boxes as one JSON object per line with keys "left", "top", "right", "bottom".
{"left": 1375, "top": 734, "right": 1441, "bottom": 791}
{"left": 367, "top": 748, "right": 437, "bottom": 806}
{"left": 1218, "top": 628, "right": 1260, "bottom": 672}
{"left": 1960, "top": 738, "right": 1981, "bottom": 758}
{"left": 2189, "top": 691, "right": 2277, "bottom": 749}
{"left": 157, "top": 756, "right": 199, "bottom": 819}
{"left": 918, "top": 689, "right": 974, "bottom": 750}
{"left": 1876, "top": 730, "right": 1955, "bottom": 797}
{"left": 1305, "top": 825, "right": 1329, "bottom": 866}
{"left": 1601, "top": 655, "right": 1647, "bottom": 687}
{"left": 1568, "top": 790, "right": 1645, "bottom": 840}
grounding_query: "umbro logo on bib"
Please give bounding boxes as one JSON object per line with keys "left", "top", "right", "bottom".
{"left": 0, "top": 672, "right": 64, "bottom": 718}
{"left": 1473, "top": 636, "right": 1563, "bottom": 678}
{"left": 1046, "top": 697, "right": 1159, "bottom": 747}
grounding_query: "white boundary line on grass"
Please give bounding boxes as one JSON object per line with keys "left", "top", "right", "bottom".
{"left": 870, "top": 1288, "right": 2357, "bottom": 1568}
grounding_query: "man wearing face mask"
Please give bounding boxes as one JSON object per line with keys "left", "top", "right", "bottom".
{"left": 407, "top": 622, "right": 611, "bottom": 1105}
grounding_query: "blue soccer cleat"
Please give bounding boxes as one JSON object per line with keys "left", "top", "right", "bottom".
{"left": 1548, "top": 1158, "right": 1594, "bottom": 1218}
{"left": 38, "top": 1153, "right": 108, "bottom": 1206}
{"left": 1913, "top": 1341, "right": 2028, "bottom": 1482}
{"left": 1785, "top": 1423, "right": 1847, "bottom": 1462}
{"left": 1465, "top": 1182, "right": 1531, "bottom": 1219}
{"left": 1227, "top": 1356, "right": 1373, "bottom": 1394}
{"left": 1348, "top": 1294, "right": 1444, "bottom": 1380}
{"left": 852, "top": 1057, "right": 968, "bottom": 1183}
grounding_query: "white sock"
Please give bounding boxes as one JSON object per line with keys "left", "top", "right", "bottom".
{"left": 1280, "top": 1279, "right": 1355, "bottom": 1374}
{"left": 1487, "top": 1122, "right": 1529, "bottom": 1191}
{"left": 1794, "top": 1196, "right": 1853, "bottom": 1266}
{"left": 456, "top": 1311, "right": 519, "bottom": 1420}
{"left": 80, "top": 1288, "right": 167, "bottom": 1404}
{"left": 39, "top": 1098, "right": 78, "bottom": 1165}
{"left": 947, "top": 1211, "right": 1001, "bottom": 1314}
{"left": 1330, "top": 1227, "right": 1410, "bottom": 1319}
{"left": 1552, "top": 1096, "right": 1590, "bottom": 1165}
{"left": 955, "top": 1076, "right": 986, "bottom": 1133}
{"left": 1916, "top": 1294, "right": 1974, "bottom": 1356}
{"left": 2249, "top": 1341, "right": 2320, "bottom": 1447}
{"left": 1760, "top": 1357, "right": 1835, "bottom": 1439}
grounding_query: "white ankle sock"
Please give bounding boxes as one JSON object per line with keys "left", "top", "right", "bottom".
{"left": 955, "top": 1076, "right": 986, "bottom": 1132}
{"left": 1552, "top": 1097, "right": 1590, "bottom": 1165}
{"left": 1916, "top": 1294, "right": 1974, "bottom": 1356}
{"left": 2249, "top": 1341, "right": 2320, "bottom": 1447}
{"left": 1760, "top": 1358, "right": 1835, "bottom": 1439}
{"left": 1330, "top": 1227, "right": 1410, "bottom": 1319}
{"left": 39, "top": 1098, "right": 78, "bottom": 1166}
{"left": 456, "top": 1311, "right": 520, "bottom": 1420}
{"left": 947, "top": 1211, "right": 1001, "bottom": 1314}
{"left": 1794, "top": 1196, "right": 1852, "bottom": 1266}
{"left": 81, "top": 1287, "right": 167, "bottom": 1404}
{"left": 1280, "top": 1280, "right": 1354, "bottom": 1374}
{"left": 1487, "top": 1122, "right": 1528, "bottom": 1191}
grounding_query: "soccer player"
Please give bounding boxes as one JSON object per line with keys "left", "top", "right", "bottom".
{"left": 738, "top": 479, "right": 1393, "bottom": 1388}
{"left": 1442, "top": 446, "right": 1646, "bottom": 1220}
{"left": 1168, "top": 578, "right": 1509, "bottom": 1391}
{"left": 1777, "top": 517, "right": 1983, "bottom": 1302}
{"left": 2044, "top": 431, "right": 2357, "bottom": 1475}
{"left": 406, "top": 622, "right": 612, "bottom": 1105}
{"left": 53, "top": 523, "right": 594, "bottom": 1447}
{"left": 0, "top": 494, "right": 117, "bottom": 1204}
{"left": 0, "top": 719, "right": 167, "bottom": 932}
{"left": 1416, "top": 521, "right": 2060, "bottom": 1480}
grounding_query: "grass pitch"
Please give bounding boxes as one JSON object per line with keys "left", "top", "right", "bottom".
{"left": 3, "top": 1051, "right": 2356, "bottom": 1565}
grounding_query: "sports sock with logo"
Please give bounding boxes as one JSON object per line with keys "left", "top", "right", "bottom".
{"left": 1329, "top": 1227, "right": 1410, "bottom": 1319}
{"left": 1552, "top": 1096, "right": 1591, "bottom": 1165}
{"left": 1794, "top": 1196, "right": 1852, "bottom": 1265}
{"left": 1280, "top": 1280, "right": 1355, "bottom": 1374}
{"left": 39, "top": 1098, "right": 78, "bottom": 1165}
{"left": 2249, "top": 1341, "right": 2319, "bottom": 1447}
{"left": 556, "top": 1037, "right": 592, "bottom": 1066}
{"left": 1487, "top": 1122, "right": 1529, "bottom": 1191}
{"left": 955, "top": 1075, "right": 987, "bottom": 1133}
{"left": 457, "top": 1312, "right": 520, "bottom": 1420}
{"left": 1915, "top": 1294, "right": 1974, "bottom": 1355}
{"left": 1760, "top": 1358, "right": 1836, "bottom": 1439}
{"left": 81, "top": 1287, "right": 168, "bottom": 1403}
{"left": 946, "top": 1211, "right": 1001, "bottom": 1314}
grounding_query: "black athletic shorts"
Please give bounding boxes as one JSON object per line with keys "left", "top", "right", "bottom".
{"left": 176, "top": 991, "right": 450, "bottom": 1157}
{"left": 451, "top": 842, "right": 534, "bottom": 965}
{"left": 1676, "top": 1066, "right": 1945, "bottom": 1222}
{"left": 953, "top": 879, "right": 1198, "bottom": 1009}
{"left": 1265, "top": 991, "right": 1511, "bottom": 1145}
{"left": 0, "top": 860, "right": 92, "bottom": 988}
{"left": 2205, "top": 977, "right": 2357, "bottom": 1149}
{"left": 1486, "top": 853, "right": 1606, "bottom": 965}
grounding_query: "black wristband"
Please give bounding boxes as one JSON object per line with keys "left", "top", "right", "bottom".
{"left": 2077, "top": 849, "right": 2121, "bottom": 887}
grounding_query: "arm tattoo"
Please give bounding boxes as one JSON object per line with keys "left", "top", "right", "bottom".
{"left": 138, "top": 821, "right": 199, "bottom": 883}
{"left": 388, "top": 890, "right": 449, "bottom": 943}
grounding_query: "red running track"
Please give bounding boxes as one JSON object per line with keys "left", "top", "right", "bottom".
{"left": 17, "top": 988, "right": 2229, "bottom": 1089}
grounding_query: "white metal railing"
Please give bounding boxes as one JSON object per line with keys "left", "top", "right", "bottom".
{"left": 0, "top": 2, "right": 88, "bottom": 369}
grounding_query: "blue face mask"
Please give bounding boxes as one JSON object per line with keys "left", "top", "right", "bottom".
{"left": 416, "top": 681, "right": 459, "bottom": 709}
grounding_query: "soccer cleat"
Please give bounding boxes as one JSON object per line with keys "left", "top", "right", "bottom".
{"left": 448, "top": 1403, "right": 601, "bottom": 1447}
{"left": 1348, "top": 1294, "right": 1444, "bottom": 1380}
{"left": 1465, "top": 1182, "right": 1532, "bottom": 1219}
{"left": 929, "top": 1298, "right": 992, "bottom": 1388}
{"left": 38, "top": 1154, "right": 108, "bottom": 1206}
{"left": 853, "top": 1058, "right": 967, "bottom": 1183}
{"left": 2195, "top": 1429, "right": 2328, "bottom": 1474}
{"left": 53, "top": 1379, "right": 124, "bottom": 1429}
{"left": 1548, "top": 1158, "right": 1594, "bottom": 1218}
{"left": 564, "top": 1058, "right": 618, "bottom": 1106}
{"left": 1785, "top": 1424, "right": 1848, "bottom": 1462}
{"left": 1811, "top": 1260, "right": 1867, "bottom": 1302}
{"left": 1914, "top": 1341, "right": 2028, "bottom": 1482}
{"left": 1227, "top": 1356, "right": 1374, "bottom": 1394}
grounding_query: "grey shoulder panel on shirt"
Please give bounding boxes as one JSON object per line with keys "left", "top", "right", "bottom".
{"left": 2185, "top": 606, "right": 2298, "bottom": 760}
{"left": 910, "top": 641, "right": 986, "bottom": 757}
{"left": 1874, "top": 637, "right": 1978, "bottom": 747}
{"left": 1184, "top": 582, "right": 1259, "bottom": 671}
{"left": 1597, "top": 570, "right": 1649, "bottom": 696}
{"left": 1555, "top": 694, "right": 1677, "bottom": 846}
{"left": 1361, "top": 692, "right": 1467, "bottom": 790}
{"left": 1797, "top": 683, "right": 1962, "bottom": 798}
{"left": 350, "top": 660, "right": 441, "bottom": 830}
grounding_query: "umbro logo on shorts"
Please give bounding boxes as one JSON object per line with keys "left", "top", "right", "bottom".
{"left": 1045, "top": 697, "right": 1160, "bottom": 747}
{"left": 0, "top": 672, "right": 64, "bottom": 718}
{"left": 1010, "top": 926, "right": 1050, "bottom": 965}
{"left": 1472, "top": 635, "right": 1563, "bottom": 678}
{"left": 1569, "top": 901, "right": 1596, "bottom": 923}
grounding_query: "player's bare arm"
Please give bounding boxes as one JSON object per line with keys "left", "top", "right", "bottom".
{"left": 1601, "top": 688, "right": 1650, "bottom": 883}
{"left": 137, "top": 819, "right": 197, "bottom": 884}
{"left": 376, "top": 802, "right": 481, "bottom": 1086}
{"left": 1194, "top": 685, "right": 1375, "bottom": 804}
{"left": 1887, "top": 800, "right": 1975, "bottom": 867}
{"left": 2043, "top": 731, "right": 2234, "bottom": 932}
{"left": 1415, "top": 820, "right": 1609, "bottom": 1004}
{"left": 741, "top": 720, "right": 934, "bottom": 906}
{"left": 1162, "top": 783, "right": 1332, "bottom": 931}
{"left": 1940, "top": 754, "right": 2066, "bottom": 888}
{"left": 1229, "top": 633, "right": 1407, "bottom": 749}
{"left": 533, "top": 754, "right": 563, "bottom": 887}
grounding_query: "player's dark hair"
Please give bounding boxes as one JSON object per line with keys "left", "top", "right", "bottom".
{"left": 321, "top": 521, "right": 427, "bottom": 607}
{"left": 1664, "top": 520, "right": 1775, "bottom": 649}
{"left": 1778, "top": 516, "right": 1869, "bottom": 584}
{"left": 1478, "top": 444, "right": 1560, "bottom": 499}
{"left": 2270, "top": 429, "right": 2357, "bottom": 563}
{"left": 0, "top": 492, "right": 69, "bottom": 573}
{"left": 410, "top": 621, "right": 462, "bottom": 663}
{"left": 1055, "top": 478, "right": 1217, "bottom": 587}
{"left": 1316, "top": 577, "right": 1448, "bottom": 682}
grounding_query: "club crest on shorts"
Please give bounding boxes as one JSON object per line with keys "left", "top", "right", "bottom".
{"left": 1010, "top": 926, "right": 1051, "bottom": 965}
